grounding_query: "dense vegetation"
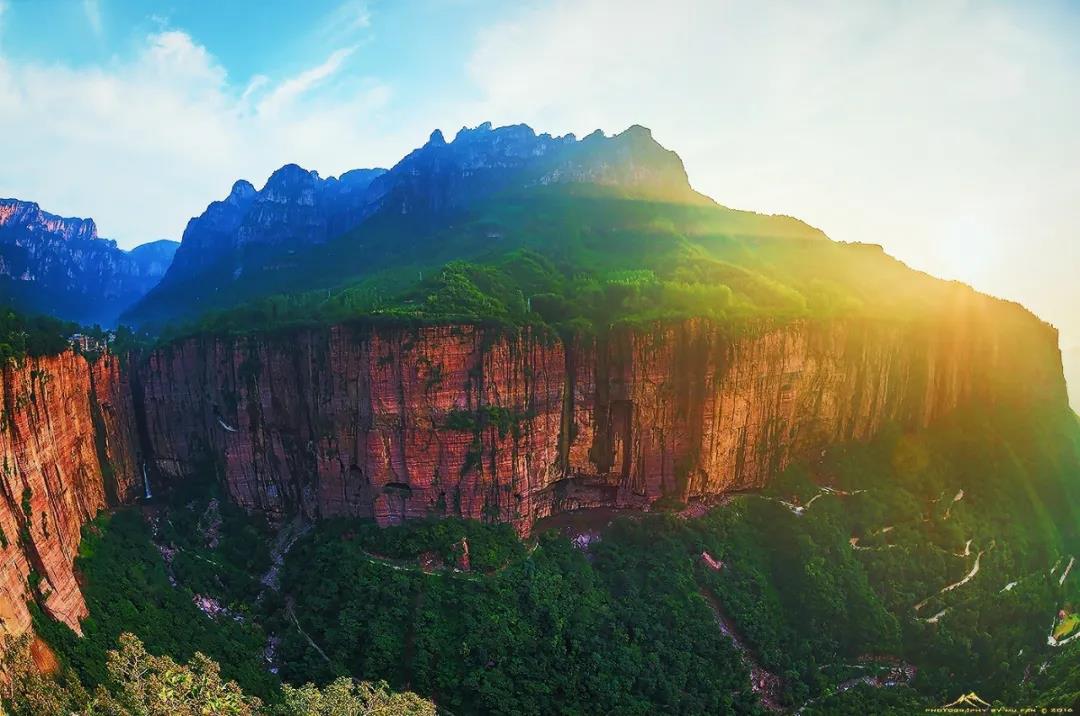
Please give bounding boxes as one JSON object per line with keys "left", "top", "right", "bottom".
{"left": 31, "top": 510, "right": 277, "bottom": 701}
{"left": 0, "top": 307, "right": 78, "bottom": 362}
{"left": 157, "top": 189, "right": 1037, "bottom": 343}
{"left": 0, "top": 631, "right": 434, "bottom": 715}
{"left": 272, "top": 405, "right": 1080, "bottom": 713}
{"left": 24, "top": 402, "right": 1080, "bottom": 714}
{"left": 277, "top": 518, "right": 758, "bottom": 715}
{"left": 21, "top": 480, "right": 434, "bottom": 715}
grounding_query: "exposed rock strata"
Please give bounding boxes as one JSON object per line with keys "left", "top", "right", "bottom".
{"left": 0, "top": 310, "right": 1064, "bottom": 641}
{"left": 137, "top": 316, "right": 1063, "bottom": 535}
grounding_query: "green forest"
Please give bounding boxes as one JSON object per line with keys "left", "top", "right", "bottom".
{"left": 157, "top": 189, "right": 1040, "bottom": 344}
{"left": 13, "top": 401, "right": 1080, "bottom": 714}
{"left": 0, "top": 308, "right": 79, "bottom": 362}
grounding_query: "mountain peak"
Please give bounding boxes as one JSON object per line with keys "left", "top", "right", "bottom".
{"left": 264, "top": 163, "right": 319, "bottom": 189}
{"left": 619, "top": 124, "right": 653, "bottom": 140}
{"left": 128, "top": 120, "right": 706, "bottom": 326}
{"left": 229, "top": 180, "right": 256, "bottom": 201}
{"left": 0, "top": 198, "right": 98, "bottom": 241}
{"left": 0, "top": 197, "right": 177, "bottom": 325}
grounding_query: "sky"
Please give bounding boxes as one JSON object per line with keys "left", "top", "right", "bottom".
{"left": 0, "top": 0, "right": 1078, "bottom": 349}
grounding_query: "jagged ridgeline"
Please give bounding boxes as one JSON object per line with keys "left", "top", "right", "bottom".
{"left": 123, "top": 123, "right": 835, "bottom": 333}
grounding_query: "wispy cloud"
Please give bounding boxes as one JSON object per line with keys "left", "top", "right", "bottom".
{"left": 83, "top": 0, "right": 103, "bottom": 37}
{"left": 0, "top": 30, "right": 398, "bottom": 248}
{"left": 240, "top": 74, "right": 270, "bottom": 105}
{"left": 315, "top": 0, "right": 371, "bottom": 47}
{"left": 324, "top": 0, "right": 370, "bottom": 34}
{"left": 258, "top": 46, "right": 357, "bottom": 115}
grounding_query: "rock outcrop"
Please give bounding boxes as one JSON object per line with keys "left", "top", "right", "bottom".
{"left": 0, "top": 352, "right": 140, "bottom": 636}
{"left": 137, "top": 311, "right": 1063, "bottom": 535}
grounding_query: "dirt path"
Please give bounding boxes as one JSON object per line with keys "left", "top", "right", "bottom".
{"left": 286, "top": 600, "right": 332, "bottom": 665}
{"left": 1058, "top": 556, "right": 1074, "bottom": 587}
{"left": 763, "top": 485, "right": 866, "bottom": 517}
{"left": 850, "top": 526, "right": 897, "bottom": 552}
{"left": 956, "top": 539, "right": 973, "bottom": 558}
{"left": 914, "top": 547, "right": 984, "bottom": 613}
{"left": 796, "top": 659, "right": 916, "bottom": 713}
{"left": 946, "top": 490, "right": 963, "bottom": 518}
{"left": 697, "top": 584, "right": 784, "bottom": 711}
{"left": 941, "top": 550, "right": 984, "bottom": 594}
{"left": 258, "top": 517, "right": 311, "bottom": 597}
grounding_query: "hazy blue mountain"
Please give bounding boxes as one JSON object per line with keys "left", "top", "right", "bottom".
{"left": 0, "top": 199, "right": 177, "bottom": 326}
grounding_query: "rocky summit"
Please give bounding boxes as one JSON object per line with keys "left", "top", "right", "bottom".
{"left": 124, "top": 123, "right": 709, "bottom": 328}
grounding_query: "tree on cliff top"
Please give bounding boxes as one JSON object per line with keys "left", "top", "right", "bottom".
{"left": 274, "top": 678, "right": 437, "bottom": 716}
{"left": 86, "top": 632, "right": 260, "bottom": 715}
{"left": 0, "top": 631, "right": 87, "bottom": 716}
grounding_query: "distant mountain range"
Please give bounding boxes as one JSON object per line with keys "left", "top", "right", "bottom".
{"left": 124, "top": 123, "right": 728, "bottom": 328}
{"left": 0, "top": 199, "right": 177, "bottom": 326}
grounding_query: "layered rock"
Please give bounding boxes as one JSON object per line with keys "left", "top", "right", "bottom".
{"left": 137, "top": 311, "right": 1063, "bottom": 534}
{"left": 0, "top": 352, "right": 140, "bottom": 636}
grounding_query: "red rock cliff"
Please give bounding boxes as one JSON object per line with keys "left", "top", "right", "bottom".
{"left": 0, "top": 352, "right": 140, "bottom": 636}
{"left": 138, "top": 307, "right": 1064, "bottom": 534}
{"left": 0, "top": 305, "right": 1058, "bottom": 639}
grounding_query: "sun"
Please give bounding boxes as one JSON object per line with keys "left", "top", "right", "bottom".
{"left": 932, "top": 215, "right": 1000, "bottom": 289}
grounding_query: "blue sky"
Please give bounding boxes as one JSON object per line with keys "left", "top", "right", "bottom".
{"left": 1, "top": 0, "right": 1079, "bottom": 347}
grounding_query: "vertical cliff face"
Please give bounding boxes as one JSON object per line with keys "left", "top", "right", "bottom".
{"left": 0, "top": 352, "right": 139, "bottom": 637}
{"left": 0, "top": 309, "right": 1062, "bottom": 641}
{"left": 138, "top": 313, "right": 1063, "bottom": 534}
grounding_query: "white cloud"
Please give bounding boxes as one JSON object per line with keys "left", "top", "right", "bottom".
{"left": 83, "top": 0, "right": 103, "bottom": 37}
{"left": 1, "top": 0, "right": 1078, "bottom": 347}
{"left": 0, "top": 30, "right": 404, "bottom": 250}
{"left": 258, "top": 46, "right": 357, "bottom": 116}
{"left": 318, "top": 1, "right": 371, "bottom": 42}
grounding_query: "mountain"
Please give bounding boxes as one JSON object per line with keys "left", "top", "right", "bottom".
{"left": 1, "top": 123, "right": 1078, "bottom": 714}
{"left": 124, "top": 123, "right": 730, "bottom": 328}
{"left": 0, "top": 199, "right": 178, "bottom": 326}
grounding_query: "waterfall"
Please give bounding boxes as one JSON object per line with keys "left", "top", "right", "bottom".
{"left": 143, "top": 462, "right": 153, "bottom": 500}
